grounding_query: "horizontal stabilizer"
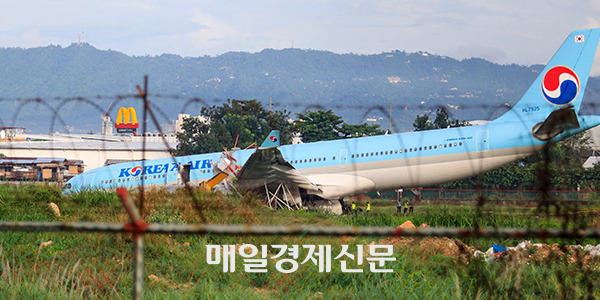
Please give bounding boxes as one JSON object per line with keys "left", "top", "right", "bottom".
{"left": 532, "top": 106, "right": 580, "bottom": 141}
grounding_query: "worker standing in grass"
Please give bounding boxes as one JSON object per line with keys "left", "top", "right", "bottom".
{"left": 396, "top": 188, "right": 403, "bottom": 215}
{"left": 409, "top": 200, "right": 414, "bottom": 215}
{"left": 366, "top": 201, "right": 371, "bottom": 213}
{"left": 403, "top": 201, "right": 409, "bottom": 215}
{"left": 351, "top": 201, "right": 357, "bottom": 216}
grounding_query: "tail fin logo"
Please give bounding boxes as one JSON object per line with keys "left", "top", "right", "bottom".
{"left": 269, "top": 135, "right": 278, "bottom": 142}
{"left": 541, "top": 66, "right": 580, "bottom": 106}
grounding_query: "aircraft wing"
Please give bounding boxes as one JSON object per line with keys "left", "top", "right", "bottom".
{"left": 236, "top": 146, "right": 320, "bottom": 191}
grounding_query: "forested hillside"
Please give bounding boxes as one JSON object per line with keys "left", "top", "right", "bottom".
{"left": 0, "top": 43, "right": 599, "bottom": 133}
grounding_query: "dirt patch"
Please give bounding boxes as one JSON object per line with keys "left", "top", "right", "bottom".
{"left": 379, "top": 222, "right": 475, "bottom": 263}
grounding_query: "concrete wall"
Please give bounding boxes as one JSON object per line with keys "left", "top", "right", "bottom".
{"left": 0, "top": 143, "right": 174, "bottom": 171}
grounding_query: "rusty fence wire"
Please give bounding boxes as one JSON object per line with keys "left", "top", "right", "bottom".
{"left": 1, "top": 77, "right": 600, "bottom": 298}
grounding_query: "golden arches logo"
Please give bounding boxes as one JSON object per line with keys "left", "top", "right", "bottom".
{"left": 115, "top": 107, "right": 139, "bottom": 131}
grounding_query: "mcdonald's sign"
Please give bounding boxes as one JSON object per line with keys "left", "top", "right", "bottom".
{"left": 115, "top": 107, "right": 139, "bottom": 134}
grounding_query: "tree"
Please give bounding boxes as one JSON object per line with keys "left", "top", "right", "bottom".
{"left": 294, "top": 110, "right": 384, "bottom": 143}
{"left": 176, "top": 99, "right": 292, "bottom": 155}
{"left": 412, "top": 114, "right": 434, "bottom": 131}
{"left": 413, "top": 108, "right": 469, "bottom": 131}
{"left": 340, "top": 122, "right": 385, "bottom": 138}
{"left": 294, "top": 110, "right": 343, "bottom": 143}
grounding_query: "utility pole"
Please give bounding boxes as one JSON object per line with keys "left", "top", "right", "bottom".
{"left": 389, "top": 104, "right": 392, "bottom": 133}
{"left": 269, "top": 96, "right": 272, "bottom": 112}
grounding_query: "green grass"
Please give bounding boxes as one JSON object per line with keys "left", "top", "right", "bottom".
{"left": 0, "top": 183, "right": 599, "bottom": 298}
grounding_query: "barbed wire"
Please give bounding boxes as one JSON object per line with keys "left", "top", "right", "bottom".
{"left": 2, "top": 221, "right": 600, "bottom": 239}
{"left": 1, "top": 77, "right": 600, "bottom": 298}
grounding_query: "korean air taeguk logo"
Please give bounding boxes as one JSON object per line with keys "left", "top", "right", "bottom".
{"left": 269, "top": 135, "right": 278, "bottom": 142}
{"left": 541, "top": 66, "right": 580, "bottom": 106}
{"left": 130, "top": 166, "right": 142, "bottom": 176}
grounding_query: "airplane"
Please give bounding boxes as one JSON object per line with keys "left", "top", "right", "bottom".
{"left": 63, "top": 28, "right": 600, "bottom": 212}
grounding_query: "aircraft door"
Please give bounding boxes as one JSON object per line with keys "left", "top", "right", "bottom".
{"left": 180, "top": 164, "right": 191, "bottom": 183}
{"left": 84, "top": 173, "right": 96, "bottom": 189}
{"left": 167, "top": 164, "right": 178, "bottom": 184}
{"left": 476, "top": 130, "right": 489, "bottom": 151}
{"left": 339, "top": 149, "right": 348, "bottom": 168}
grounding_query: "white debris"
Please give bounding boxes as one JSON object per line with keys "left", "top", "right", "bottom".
{"left": 515, "top": 240, "right": 531, "bottom": 250}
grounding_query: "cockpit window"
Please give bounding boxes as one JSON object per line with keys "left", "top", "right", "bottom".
{"left": 63, "top": 183, "right": 72, "bottom": 189}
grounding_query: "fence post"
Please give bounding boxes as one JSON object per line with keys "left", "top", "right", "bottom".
{"left": 520, "top": 190, "right": 523, "bottom": 201}
{"left": 117, "top": 188, "right": 147, "bottom": 300}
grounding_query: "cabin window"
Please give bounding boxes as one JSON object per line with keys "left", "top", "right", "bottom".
{"left": 439, "top": 144, "right": 442, "bottom": 149}
{"left": 429, "top": 146, "right": 432, "bottom": 150}
{"left": 459, "top": 142, "right": 463, "bottom": 146}
{"left": 351, "top": 154, "right": 355, "bottom": 158}
{"left": 419, "top": 147, "right": 422, "bottom": 151}
{"left": 455, "top": 142, "right": 458, "bottom": 146}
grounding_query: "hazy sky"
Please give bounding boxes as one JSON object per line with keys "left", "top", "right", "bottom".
{"left": 1, "top": 1, "right": 600, "bottom": 73}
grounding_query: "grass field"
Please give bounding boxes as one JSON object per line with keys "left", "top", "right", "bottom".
{"left": 0, "top": 183, "right": 599, "bottom": 299}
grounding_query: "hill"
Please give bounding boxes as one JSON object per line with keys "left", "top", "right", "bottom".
{"left": 0, "top": 43, "right": 599, "bottom": 133}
